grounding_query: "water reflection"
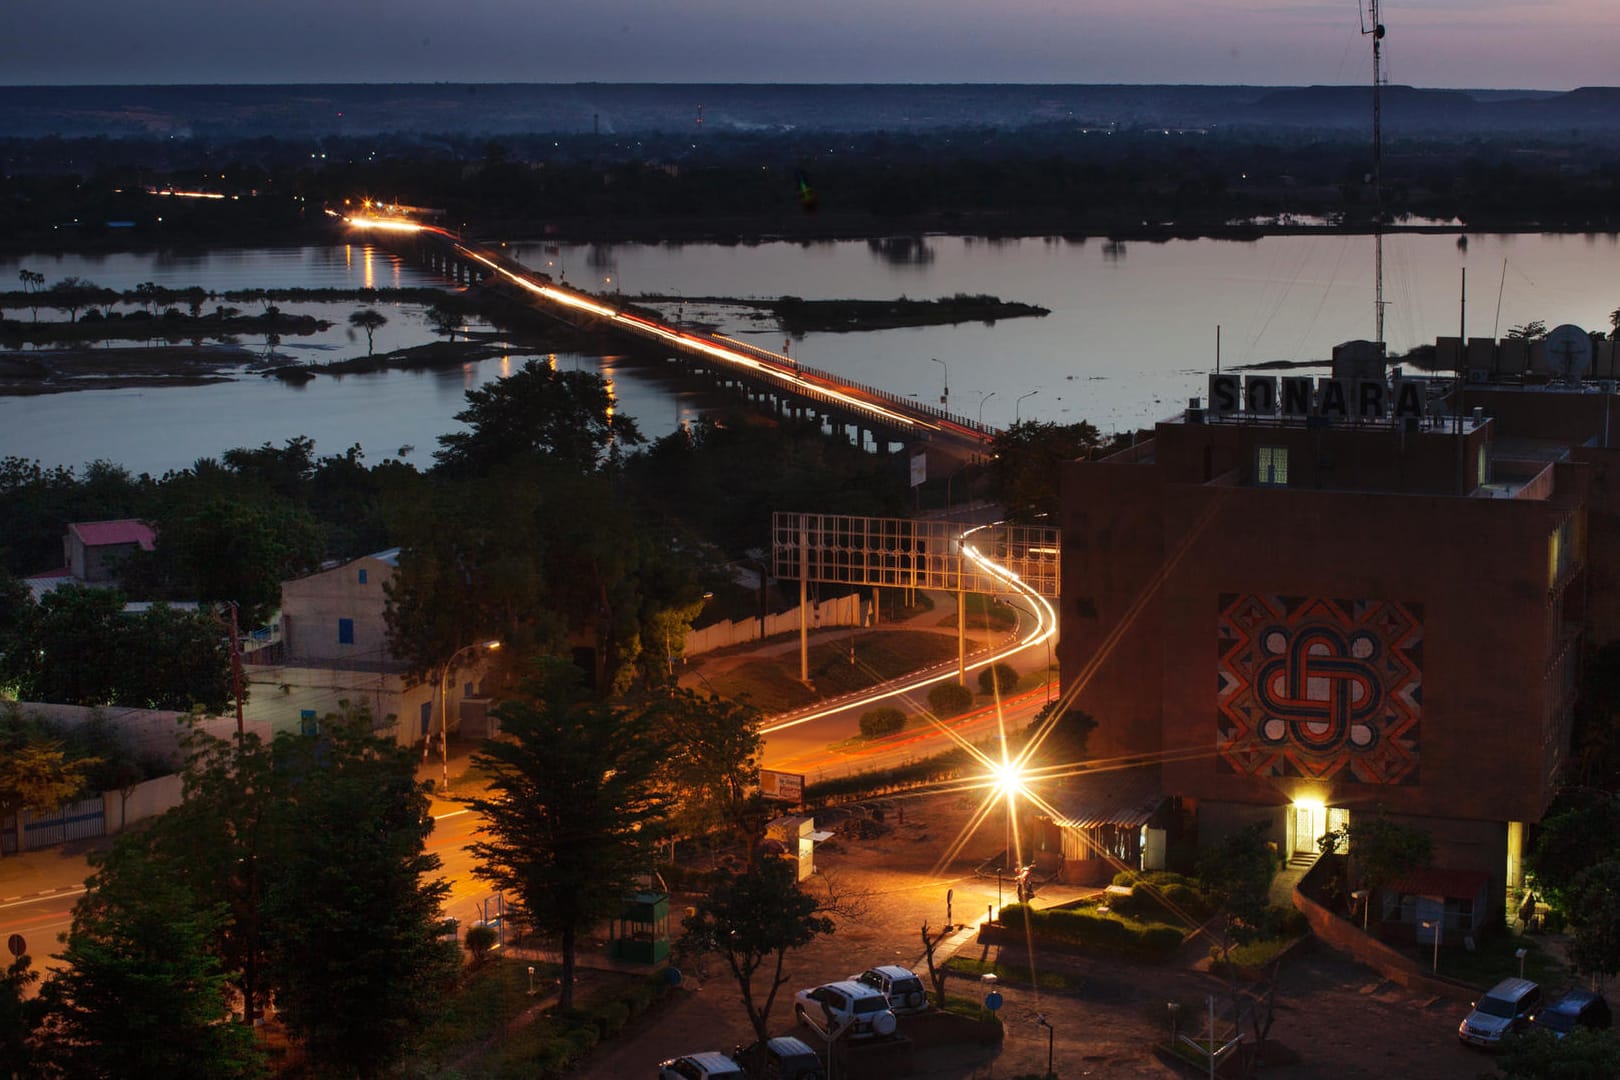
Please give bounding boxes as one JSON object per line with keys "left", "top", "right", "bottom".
{"left": 867, "top": 236, "right": 935, "bottom": 267}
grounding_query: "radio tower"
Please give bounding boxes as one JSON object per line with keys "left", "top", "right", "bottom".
{"left": 1361, "top": 0, "right": 1387, "bottom": 354}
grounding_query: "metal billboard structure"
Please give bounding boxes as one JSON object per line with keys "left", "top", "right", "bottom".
{"left": 770, "top": 512, "right": 1060, "bottom": 684}
{"left": 771, "top": 512, "right": 1060, "bottom": 597}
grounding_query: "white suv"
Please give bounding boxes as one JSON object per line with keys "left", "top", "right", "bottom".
{"left": 657, "top": 1051, "right": 746, "bottom": 1079}
{"left": 851, "top": 964, "right": 929, "bottom": 1013}
{"left": 793, "top": 979, "right": 898, "bottom": 1039}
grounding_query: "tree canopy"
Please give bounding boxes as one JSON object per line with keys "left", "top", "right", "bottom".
{"left": 989, "top": 419, "right": 1104, "bottom": 522}
{"left": 432, "top": 359, "right": 643, "bottom": 476}
{"left": 465, "top": 663, "right": 672, "bottom": 1008}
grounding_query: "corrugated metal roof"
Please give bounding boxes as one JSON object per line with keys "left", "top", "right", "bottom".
{"left": 68, "top": 519, "right": 155, "bottom": 550}
{"left": 1045, "top": 769, "right": 1166, "bottom": 830}
{"left": 1386, "top": 867, "right": 1490, "bottom": 900}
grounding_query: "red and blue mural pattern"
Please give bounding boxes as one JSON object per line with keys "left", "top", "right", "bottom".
{"left": 1217, "top": 594, "right": 1422, "bottom": 784}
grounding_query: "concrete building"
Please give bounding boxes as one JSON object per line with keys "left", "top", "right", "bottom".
{"left": 1057, "top": 355, "right": 1611, "bottom": 928}
{"left": 246, "top": 549, "right": 497, "bottom": 749}
{"left": 23, "top": 519, "right": 156, "bottom": 600}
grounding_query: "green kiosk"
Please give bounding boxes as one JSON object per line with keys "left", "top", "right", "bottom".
{"left": 607, "top": 891, "right": 671, "bottom": 963}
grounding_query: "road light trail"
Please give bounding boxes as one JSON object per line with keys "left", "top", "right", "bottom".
{"left": 343, "top": 213, "right": 950, "bottom": 435}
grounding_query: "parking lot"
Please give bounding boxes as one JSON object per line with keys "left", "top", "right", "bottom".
{"left": 574, "top": 792, "right": 1493, "bottom": 1079}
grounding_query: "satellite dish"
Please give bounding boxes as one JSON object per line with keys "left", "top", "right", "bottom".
{"left": 1545, "top": 324, "right": 1593, "bottom": 383}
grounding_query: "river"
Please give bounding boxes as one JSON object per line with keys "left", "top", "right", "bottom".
{"left": 2, "top": 231, "right": 1617, "bottom": 475}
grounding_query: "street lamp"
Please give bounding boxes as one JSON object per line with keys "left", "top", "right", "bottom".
{"left": 1421, "top": 919, "right": 1440, "bottom": 973}
{"left": 1016, "top": 388, "right": 1040, "bottom": 423}
{"left": 929, "top": 357, "right": 948, "bottom": 406}
{"left": 439, "top": 639, "right": 501, "bottom": 794}
{"left": 977, "top": 390, "right": 996, "bottom": 427}
{"left": 1515, "top": 946, "right": 1528, "bottom": 979}
{"left": 1034, "top": 1014, "right": 1054, "bottom": 1079}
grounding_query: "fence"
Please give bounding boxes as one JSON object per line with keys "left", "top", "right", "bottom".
{"left": 684, "top": 594, "right": 863, "bottom": 658}
{"left": 2, "top": 795, "right": 106, "bottom": 855}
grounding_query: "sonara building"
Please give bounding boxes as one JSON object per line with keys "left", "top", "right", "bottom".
{"left": 1057, "top": 329, "right": 1620, "bottom": 931}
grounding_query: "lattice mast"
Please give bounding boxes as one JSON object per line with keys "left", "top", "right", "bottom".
{"left": 1360, "top": 0, "right": 1388, "bottom": 353}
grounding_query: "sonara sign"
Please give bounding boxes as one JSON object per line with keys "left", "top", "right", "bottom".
{"left": 1209, "top": 373, "right": 1427, "bottom": 423}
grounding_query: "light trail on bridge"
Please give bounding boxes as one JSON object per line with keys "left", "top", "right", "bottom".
{"left": 341, "top": 213, "right": 969, "bottom": 438}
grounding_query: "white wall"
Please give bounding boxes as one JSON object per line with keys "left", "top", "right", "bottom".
{"left": 5, "top": 701, "right": 272, "bottom": 770}
{"left": 685, "top": 594, "right": 862, "bottom": 657}
{"left": 103, "top": 773, "right": 184, "bottom": 833}
{"left": 279, "top": 553, "right": 395, "bottom": 662}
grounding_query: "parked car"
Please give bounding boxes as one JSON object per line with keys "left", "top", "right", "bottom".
{"left": 1458, "top": 977, "right": 1542, "bottom": 1048}
{"left": 658, "top": 1051, "right": 746, "bottom": 1079}
{"left": 734, "top": 1035, "right": 825, "bottom": 1080}
{"left": 1532, "top": 989, "right": 1612, "bottom": 1038}
{"left": 850, "top": 964, "right": 929, "bottom": 1013}
{"left": 793, "top": 980, "right": 898, "bottom": 1039}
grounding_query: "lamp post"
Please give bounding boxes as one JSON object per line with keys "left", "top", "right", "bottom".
{"left": 1421, "top": 918, "right": 1440, "bottom": 973}
{"left": 977, "top": 390, "right": 996, "bottom": 427}
{"left": 1034, "top": 1014, "right": 1054, "bottom": 1079}
{"left": 1016, "top": 388, "right": 1040, "bottom": 424}
{"left": 929, "top": 357, "right": 948, "bottom": 406}
{"left": 1515, "top": 946, "right": 1528, "bottom": 979}
{"left": 439, "top": 639, "right": 501, "bottom": 794}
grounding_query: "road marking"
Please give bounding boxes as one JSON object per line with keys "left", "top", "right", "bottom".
{"left": 0, "top": 887, "right": 85, "bottom": 912}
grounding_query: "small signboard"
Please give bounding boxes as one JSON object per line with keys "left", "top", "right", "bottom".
{"left": 7, "top": 933, "right": 25, "bottom": 958}
{"left": 760, "top": 769, "right": 805, "bottom": 803}
{"left": 909, "top": 451, "right": 927, "bottom": 488}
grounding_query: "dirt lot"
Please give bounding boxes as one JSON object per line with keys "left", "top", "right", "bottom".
{"left": 571, "top": 792, "right": 1490, "bottom": 1079}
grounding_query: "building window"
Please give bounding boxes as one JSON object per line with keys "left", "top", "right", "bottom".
{"left": 1256, "top": 446, "right": 1289, "bottom": 487}
{"left": 338, "top": 618, "right": 355, "bottom": 645}
{"left": 358, "top": 568, "right": 368, "bottom": 584}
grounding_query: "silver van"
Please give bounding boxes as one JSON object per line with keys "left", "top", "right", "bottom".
{"left": 1458, "top": 977, "right": 1541, "bottom": 1047}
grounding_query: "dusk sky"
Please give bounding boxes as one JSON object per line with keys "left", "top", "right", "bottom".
{"left": 3, "top": 1, "right": 1617, "bottom": 90}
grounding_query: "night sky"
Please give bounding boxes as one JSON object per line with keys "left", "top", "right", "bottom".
{"left": 2, "top": 1, "right": 1616, "bottom": 90}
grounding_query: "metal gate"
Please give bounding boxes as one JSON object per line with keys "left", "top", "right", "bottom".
{"left": 1, "top": 796, "right": 106, "bottom": 854}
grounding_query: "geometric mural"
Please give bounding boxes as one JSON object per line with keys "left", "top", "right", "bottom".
{"left": 1216, "top": 594, "right": 1423, "bottom": 784}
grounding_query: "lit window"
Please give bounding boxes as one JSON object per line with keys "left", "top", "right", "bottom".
{"left": 1257, "top": 446, "right": 1289, "bottom": 487}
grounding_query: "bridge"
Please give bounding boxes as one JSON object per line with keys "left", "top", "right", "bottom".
{"left": 340, "top": 211, "right": 999, "bottom": 459}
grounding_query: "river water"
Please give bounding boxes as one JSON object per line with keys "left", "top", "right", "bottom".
{"left": 2, "top": 232, "right": 1617, "bottom": 475}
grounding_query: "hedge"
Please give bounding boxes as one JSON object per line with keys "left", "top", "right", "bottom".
{"left": 998, "top": 903, "right": 1183, "bottom": 960}
{"left": 486, "top": 969, "right": 676, "bottom": 1078}
{"left": 977, "top": 663, "right": 1019, "bottom": 695}
{"left": 927, "top": 682, "right": 975, "bottom": 717}
{"left": 859, "top": 707, "right": 907, "bottom": 738}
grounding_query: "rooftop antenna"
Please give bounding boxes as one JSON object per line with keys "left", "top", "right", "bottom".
{"left": 1360, "top": 0, "right": 1387, "bottom": 354}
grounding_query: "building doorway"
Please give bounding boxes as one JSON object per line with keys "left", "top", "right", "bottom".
{"left": 1288, "top": 801, "right": 1348, "bottom": 860}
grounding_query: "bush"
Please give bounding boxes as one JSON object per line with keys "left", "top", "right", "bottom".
{"left": 997, "top": 902, "right": 1180, "bottom": 960}
{"left": 465, "top": 924, "right": 499, "bottom": 964}
{"left": 859, "top": 707, "right": 907, "bottom": 738}
{"left": 977, "top": 663, "right": 1019, "bottom": 695}
{"left": 927, "top": 682, "right": 975, "bottom": 717}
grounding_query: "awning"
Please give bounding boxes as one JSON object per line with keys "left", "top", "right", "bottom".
{"left": 1386, "top": 867, "right": 1490, "bottom": 900}
{"left": 1042, "top": 769, "right": 1166, "bottom": 830}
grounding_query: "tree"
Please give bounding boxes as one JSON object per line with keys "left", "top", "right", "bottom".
{"left": 424, "top": 303, "right": 460, "bottom": 342}
{"left": 1527, "top": 790, "right": 1620, "bottom": 912}
{"left": 989, "top": 419, "right": 1103, "bottom": 522}
{"left": 16, "top": 269, "right": 43, "bottom": 322}
{"left": 466, "top": 663, "right": 672, "bottom": 1008}
{"left": 1495, "top": 1027, "right": 1620, "bottom": 1079}
{"left": 120, "top": 491, "right": 324, "bottom": 627}
{"left": 47, "top": 276, "right": 102, "bottom": 323}
{"left": 41, "top": 838, "right": 265, "bottom": 1079}
{"left": 0, "top": 739, "right": 93, "bottom": 856}
{"left": 1610, "top": 306, "right": 1620, "bottom": 341}
{"left": 349, "top": 308, "right": 387, "bottom": 355}
{"left": 1565, "top": 859, "right": 1620, "bottom": 981}
{"left": 258, "top": 713, "right": 456, "bottom": 1077}
{"left": 432, "top": 359, "right": 643, "bottom": 476}
{"left": 1506, "top": 320, "right": 1548, "bottom": 343}
{"left": 0, "top": 953, "right": 44, "bottom": 1079}
{"left": 682, "top": 855, "right": 835, "bottom": 1042}
{"left": 1318, "top": 812, "right": 1432, "bottom": 906}
{"left": 1199, "top": 823, "right": 1276, "bottom": 960}
{"left": 656, "top": 689, "right": 766, "bottom": 849}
